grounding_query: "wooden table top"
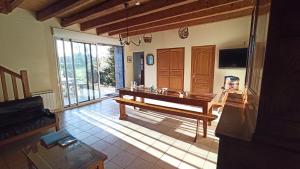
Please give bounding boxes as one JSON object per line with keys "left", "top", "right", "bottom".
{"left": 119, "top": 88, "right": 216, "bottom": 107}
{"left": 215, "top": 93, "right": 257, "bottom": 141}
{"left": 23, "top": 140, "right": 107, "bottom": 169}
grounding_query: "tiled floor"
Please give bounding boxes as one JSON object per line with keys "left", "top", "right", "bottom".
{"left": 0, "top": 99, "right": 219, "bottom": 169}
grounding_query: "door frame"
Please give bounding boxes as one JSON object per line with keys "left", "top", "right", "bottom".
{"left": 133, "top": 51, "right": 145, "bottom": 85}
{"left": 190, "top": 45, "right": 216, "bottom": 93}
{"left": 157, "top": 47, "right": 185, "bottom": 90}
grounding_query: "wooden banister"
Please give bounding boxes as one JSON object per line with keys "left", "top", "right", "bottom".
{"left": 20, "top": 70, "right": 31, "bottom": 97}
{"left": 0, "top": 65, "right": 31, "bottom": 101}
{"left": 0, "top": 70, "right": 8, "bottom": 101}
{"left": 0, "top": 65, "right": 21, "bottom": 78}
{"left": 11, "top": 76, "right": 19, "bottom": 99}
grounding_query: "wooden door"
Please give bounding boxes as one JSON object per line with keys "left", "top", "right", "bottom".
{"left": 169, "top": 48, "right": 184, "bottom": 91}
{"left": 157, "top": 49, "right": 170, "bottom": 89}
{"left": 191, "top": 45, "right": 215, "bottom": 93}
{"left": 157, "top": 48, "right": 184, "bottom": 90}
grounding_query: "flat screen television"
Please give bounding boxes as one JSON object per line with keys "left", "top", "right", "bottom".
{"left": 219, "top": 48, "right": 248, "bottom": 68}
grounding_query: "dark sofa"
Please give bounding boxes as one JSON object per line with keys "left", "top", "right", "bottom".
{"left": 0, "top": 96, "right": 59, "bottom": 146}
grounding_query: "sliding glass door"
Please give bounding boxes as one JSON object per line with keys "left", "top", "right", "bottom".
{"left": 97, "top": 45, "right": 116, "bottom": 98}
{"left": 56, "top": 39, "right": 124, "bottom": 107}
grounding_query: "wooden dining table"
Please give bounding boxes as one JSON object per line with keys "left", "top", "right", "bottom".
{"left": 115, "top": 87, "right": 217, "bottom": 141}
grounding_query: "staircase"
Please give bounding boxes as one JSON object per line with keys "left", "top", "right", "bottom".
{"left": 0, "top": 65, "right": 31, "bottom": 101}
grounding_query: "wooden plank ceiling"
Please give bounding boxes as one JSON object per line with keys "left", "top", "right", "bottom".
{"left": 6, "top": 0, "right": 258, "bottom": 37}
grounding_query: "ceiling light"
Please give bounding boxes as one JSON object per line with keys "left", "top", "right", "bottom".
{"left": 135, "top": 1, "right": 140, "bottom": 6}
{"left": 119, "top": 3, "right": 141, "bottom": 46}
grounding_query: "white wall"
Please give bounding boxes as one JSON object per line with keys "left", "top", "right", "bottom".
{"left": 126, "top": 16, "right": 251, "bottom": 94}
{"left": 0, "top": 8, "right": 119, "bottom": 110}
{"left": 0, "top": 8, "right": 251, "bottom": 108}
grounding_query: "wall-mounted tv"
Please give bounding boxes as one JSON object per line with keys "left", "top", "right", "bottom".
{"left": 219, "top": 48, "right": 248, "bottom": 68}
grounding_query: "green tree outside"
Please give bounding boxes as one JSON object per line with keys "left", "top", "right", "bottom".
{"left": 100, "top": 47, "right": 116, "bottom": 86}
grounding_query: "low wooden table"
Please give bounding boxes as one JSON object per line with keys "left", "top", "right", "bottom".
{"left": 23, "top": 137, "right": 107, "bottom": 169}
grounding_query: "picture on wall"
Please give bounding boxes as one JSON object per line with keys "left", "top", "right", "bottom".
{"left": 146, "top": 54, "right": 154, "bottom": 65}
{"left": 127, "top": 56, "right": 132, "bottom": 63}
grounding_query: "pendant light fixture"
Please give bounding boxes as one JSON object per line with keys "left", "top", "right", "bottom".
{"left": 119, "top": 2, "right": 141, "bottom": 46}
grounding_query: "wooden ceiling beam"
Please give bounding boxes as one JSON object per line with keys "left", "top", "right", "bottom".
{"left": 0, "top": 0, "right": 24, "bottom": 14}
{"left": 61, "top": 0, "right": 130, "bottom": 27}
{"left": 94, "top": 0, "right": 240, "bottom": 34}
{"left": 108, "top": 0, "right": 253, "bottom": 36}
{"left": 119, "top": 8, "right": 253, "bottom": 37}
{"left": 80, "top": 0, "right": 192, "bottom": 31}
{"left": 36, "top": 0, "right": 87, "bottom": 21}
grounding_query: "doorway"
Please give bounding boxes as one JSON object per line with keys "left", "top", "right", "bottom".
{"left": 133, "top": 52, "right": 144, "bottom": 86}
{"left": 56, "top": 39, "right": 124, "bottom": 108}
{"left": 191, "top": 45, "right": 215, "bottom": 93}
{"left": 97, "top": 45, "right": 124, "bottom": 98}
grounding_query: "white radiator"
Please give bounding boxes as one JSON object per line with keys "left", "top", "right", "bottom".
{"left": 32, "top": 90, "right": 56, "bottom": 111}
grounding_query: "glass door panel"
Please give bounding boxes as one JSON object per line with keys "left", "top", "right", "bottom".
{"left": 91, "top": 45, "right": 100, "bottom": 99}
{"left": 56, "top": 40, "right": 123, "bottom": 108}
{"left": 73, "top": 42, "right": 89, "bottom": 103}
{"left": 64, "top": 41, "right": 77, "bottom": 105}
{"left": 56, "top": 40, "right": 70, "bottom": 106}
{"left": 97, "top": 45, "right": 116, "bottom": 98}
{"left": 85, "top": 44, "right": 94, "bottom": 100}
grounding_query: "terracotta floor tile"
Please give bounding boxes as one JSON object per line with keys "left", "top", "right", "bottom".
{"left": 82, "top": 135, "right": 101, "bottom": 145}
{"left": 0, "top": 99, "right": 219, "bottom": 169}
{"left": 104, "top": 161, "right": 123, "bottom": 169}
{"left": 91, "top": 140, "right": 111, "bottom": 151}
{"left": 125, "top": 157, "right": 154, "bottom": 169}
{"left": 111, "top": 150, "right": 137, "bottom": 168}
{"left": 101, "top": 144, "right": 123, "bottom": 160}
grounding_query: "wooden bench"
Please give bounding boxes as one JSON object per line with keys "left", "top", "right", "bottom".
{"left": 115, "top": 97, "right": 218, "bottom": 142}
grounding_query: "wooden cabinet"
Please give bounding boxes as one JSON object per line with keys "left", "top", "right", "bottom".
{"left": 217, "top": 0, "right": 300, "bottom": 169}
{"left": 157, "top": 48, "right": 184, "bottom": 91}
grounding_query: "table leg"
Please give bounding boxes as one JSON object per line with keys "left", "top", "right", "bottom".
{"left": 119, "top": 103, "right": 126, "bottom": 120}
{"left": 133, "top": 96, "right": 137, "bottom": 109}
{"left": 26, "top": 156, "right": 36, "bottom": 169}
{"left": 203, "top": 120, "right": 207, "bottom": 138}
{"left": 194, "top": 119, "right": 200, "bottom": 142}
{"left": 208, "top": 103, "right": 213, "bottom": 126}
{"left": 119, "top": 94, "right": 126, "bottom": 120}
{"left": 97, "top": 161, "right": 104, "bottom": 169}
{"left": 139, "top": 97, "right": 145, "bottom": 111}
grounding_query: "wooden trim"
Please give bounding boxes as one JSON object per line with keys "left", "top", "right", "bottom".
{"left": 120, "top": 8, "right": 252, "bottom": 37}
{"left": 119, "top": 88, "right": 215, "bottom": 104}
{"left": 0, "top": 0, "right": 23, "bottom": 14}
{"left": 8, "top": 0, "right": 23, "bottom": 12}
{"left": 36, "top": 0, "right": 86, "bottom": 21}
{"left": 0, "top": 65, "right": 31, "bottom": 101}
{"left": 115, "top": 98, "right": 217, "bottom": 120}
{"left": 95, "top": 0, "right": 241, "bottom": 34}
{"left": 0, "top": 65, "right": 21, "bottom": 78}
{"left": 0, "top": 70, "right": 8, "bottom": 101}
{"left": 211, "top": 46, "right": 216, "bottom": 93}
{"left": 81, "top": 0, "right": 188, "bottom": 31}
{"left": 109, "top": 0, "right": 253, "bottom": 35}
{"left": 61, "top": 0, "right": 130, "bottom": 27}
{"left": 20, "top": 70, "right": 31, "bottom": 97}
{"left": 11, "top": 75, "right": 19, "bottom": 100}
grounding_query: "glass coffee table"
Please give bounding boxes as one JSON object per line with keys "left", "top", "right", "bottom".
{"left": 23, "top": 138, "right": 107, "bottom": 169}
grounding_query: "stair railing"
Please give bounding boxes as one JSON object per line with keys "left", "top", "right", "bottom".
{"left": 0, "top": 65, "right": 31, "bottom": 101}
